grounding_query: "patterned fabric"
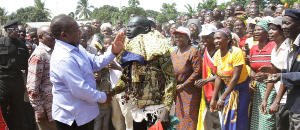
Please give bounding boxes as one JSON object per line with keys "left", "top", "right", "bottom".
{"left": 0, "top": 108, "right": 7, "bottom": 130}
{"left": 202, "top": 48, "right": 217, "bottom": 102}
{"left": 121, "top": 30, "right": 172, "bottom": 61}
{"left": 214, "top": 46, "right": 250, "bottom": 130}
{"left": 113, "top": 30, "right": 176, "bottom": 111}
{"left": 256, "top": 20, "right": 271, "bottom": 32}
{"left": 197, "top": 88, "right": 207, "bottom": 130}
{"left": 26, "top": 43, "right": 53, "bottom": 121}
{"left": 172, "top": 46, "right": 201, "bottom": 130}
{"left": 250, "top": 82, "right": 276, "bottom": 130}
{"left": 222, "top": 78, "right": 250, "bottom": 130}
{"left": 91, "top": 34, "right": 104, "bottom": 50}
{"left": 249, "top": 41, "right": 276, "bottom": 130}
{"left": 197, "top": 48, "right": 217, "bottom": 130}
{"left": 214, "top": 46, "right": 249, "bottom": 85}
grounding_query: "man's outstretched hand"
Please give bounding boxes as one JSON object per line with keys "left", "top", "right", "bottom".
{"left": 104, "top": 91, "right": 113, "bottom": 104}
{"left": 112, "top": 31, "right": 126, "bottom": 55}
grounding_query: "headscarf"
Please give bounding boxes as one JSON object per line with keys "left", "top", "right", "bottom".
{"left": 216, "top": 28, "right": 233, "bottom": 47}
{"left": 216, "top": 28, "right": 232, "bottom": 39}
{"left": 236, "top": 13, "right": 248, "bottom": 26}
{"left": 256, "top": 20, "right": 271, "bottom": 32}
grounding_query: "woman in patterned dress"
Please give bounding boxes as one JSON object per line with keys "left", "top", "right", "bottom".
{"left": 249, "top": 20, "right": 276, "bottom": 130}
{"left": 171, "top": 27, "right": 202, "bottom": 130}
{"left": 210, "top": 28, "right": 250, "bottom": 130}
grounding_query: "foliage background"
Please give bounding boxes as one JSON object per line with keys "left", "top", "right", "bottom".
{"left": 0, "top": 0, "right": 299, "bottom": 25}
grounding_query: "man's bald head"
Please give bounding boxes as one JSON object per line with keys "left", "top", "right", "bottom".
{"left": 129, "top": 16, "right": 151, "bottom": 28}
{"left": 50, "top": 14, "right": 76, "bottom": 39}
{"left": 38, "top": 25, "right": 55, "bottom": 48}
{"left": 126, "top": 16, "right": 151, "bottom": 39}
{"left": 38, "top": 25, "right": 50, "bottom": 36}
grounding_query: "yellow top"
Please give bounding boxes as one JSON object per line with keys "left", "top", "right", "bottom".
{"left": 214, "top": 46, "right": 248, "bottom": 85}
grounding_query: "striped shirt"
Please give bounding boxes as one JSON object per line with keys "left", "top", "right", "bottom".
{"left": 250, "top": 41, "right": 276, "bottom": 72}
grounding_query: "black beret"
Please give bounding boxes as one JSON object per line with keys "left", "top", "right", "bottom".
{"left": 4, "top": 19, "right": 19, "bottom": 28}
{"left": 283, "top": 8, "right": 300, "bottom": 20}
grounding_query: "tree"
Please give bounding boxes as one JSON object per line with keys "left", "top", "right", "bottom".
{"left": 90, "top": 5, "right": 120, "bottom": 23}
{"left": 33, "top": 0, "right": 51, "bottom": 21}
{"left": 145, "top": 10, "right": 160, "bottom": 19}
{"left": 68, "top": 12, "right": 76, "bottom": 19}
{"left": 280, "top": 0, "right": 299, "bottom": 7}
{"left": 75, "top": 0, "right": 94, "bottom": 20}
{"left": 156, "top": 3, "right": 178, "bottom": 24}
{"left": 184, "top": 4, "right": 196, "bottom": 15}
{"left": 0, "top": 7, "right": 7, "bottom": 25}
{"left": 119, "top": 6, "right": 146, "bottom": 23}
{"left": 128, "top": 0, "right": 140, "bottom": 8}
{"left": 197, "top": 0, "right": 218, "bottom": 11}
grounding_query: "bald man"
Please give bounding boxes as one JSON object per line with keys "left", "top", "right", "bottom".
{"left": 49, "top": 14, "right": 124, "bottom": 130}
{"left": 26, "top": 25, "right": 57, "bottom": 130}
{"left": 111, "top": 16, "right": 176, "bottom": 129}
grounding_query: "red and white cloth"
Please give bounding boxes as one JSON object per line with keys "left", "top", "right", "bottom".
{"left": 26, "top": 42, "right": 53, "bottom": 121}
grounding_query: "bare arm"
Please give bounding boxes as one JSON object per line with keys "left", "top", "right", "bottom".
{"left": 269, "top": 83, "right": 286, "bottom": 114}
{"left": 219, "top": 65, "right": 243, "bottom": 101}
{"left": 210, "top": 76, "right": 223, "bottom": 112}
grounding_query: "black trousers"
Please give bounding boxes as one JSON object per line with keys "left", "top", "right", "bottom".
{"left": 23, "top": 102, "right": 36, "bottom": 130}
{"left": 276, "top": 103, "right": 290, "bottom": 130}
{"left": 0, "top": 77, "right": 25, "bottom": 130}
{"left": 55, "top": 120, "right": 94, "bottom": 130}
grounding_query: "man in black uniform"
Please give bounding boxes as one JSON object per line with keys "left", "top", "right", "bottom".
{"left": 0, "top": 19, "right": 29, "bottom": 130}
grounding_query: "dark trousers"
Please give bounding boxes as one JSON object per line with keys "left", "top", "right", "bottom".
{"left": 23, "top": 101, "right": 36, "bottom": 130}
{"left": 0, "top": 77, "right": 24, "bottom": 130}
{"left": 55, "top": 120, "right": 94, "bottom": 130}
{"left": 276, "top": 104, "right": 289, "bottom": 130}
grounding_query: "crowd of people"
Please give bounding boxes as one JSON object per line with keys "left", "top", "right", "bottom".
{"left": 0, "top": 0, "right": 300, "bottom": 130}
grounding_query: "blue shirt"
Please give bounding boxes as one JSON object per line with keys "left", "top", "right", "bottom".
{"left": 50, "top": 40, "right": 115, "bottom": 126}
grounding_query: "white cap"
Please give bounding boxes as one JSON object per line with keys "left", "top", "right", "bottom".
{"left": 172, "top": 26, "right": 191, "bottom": 39}
{"left": 100, "top": 23, "right": 112, "bottom": 31}
{"left": 199, "top": 24, "right": 217, "bottom": 36}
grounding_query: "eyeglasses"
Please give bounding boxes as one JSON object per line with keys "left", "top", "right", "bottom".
{"left": 6, "top": 28, "right": 19, "bottom": 31}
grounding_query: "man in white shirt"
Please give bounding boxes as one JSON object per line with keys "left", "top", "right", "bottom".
{"left": 49, "top": 14, "right": 124, "bottom": 130}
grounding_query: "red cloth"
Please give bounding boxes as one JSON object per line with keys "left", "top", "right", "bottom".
{"left": 202, "top": 48, "right": 217, "bottom": 102}
{"left": 250, "top": 41, "right": 276, "bottom": 72}
{"left": 149, "top": 120, "right": 163, "bottom": 130}
{"left": 238, "top": 36, "right": 248, "bottom": 48}
{"left": 0, "top": 108, "right": 8, "bottom": 130}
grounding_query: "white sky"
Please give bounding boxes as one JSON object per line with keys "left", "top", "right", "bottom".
{"left": 0, "top": 0, "right": 228, "bottom": 17}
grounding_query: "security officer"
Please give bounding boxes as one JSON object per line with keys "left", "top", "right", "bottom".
{"left": 0, "top": 19, "right": 29, "bottom": 130}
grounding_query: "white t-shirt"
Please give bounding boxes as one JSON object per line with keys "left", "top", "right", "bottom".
{"left": 271, "top": 41, "right": 289, "bottom": 103}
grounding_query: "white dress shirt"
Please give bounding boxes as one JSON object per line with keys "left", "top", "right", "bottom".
{"left": 50, "top": 39, "right": 115, "bottom": 126}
